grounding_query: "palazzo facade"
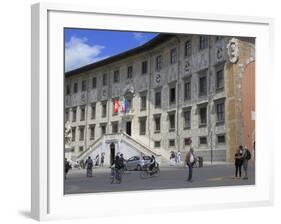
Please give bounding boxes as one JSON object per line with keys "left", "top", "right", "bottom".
{"left": 64, "top": 34, "right": 255, "bottom": 165}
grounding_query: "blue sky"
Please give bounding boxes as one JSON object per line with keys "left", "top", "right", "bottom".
{"left": 64, "top": 29, "right": 158, "bottom": 72}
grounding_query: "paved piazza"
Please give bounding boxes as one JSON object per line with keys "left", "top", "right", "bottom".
{"left": 64, "top": 163, "right": 255, "bottom": 194}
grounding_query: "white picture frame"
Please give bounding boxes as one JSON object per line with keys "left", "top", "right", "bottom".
{"left": 31, "top": 2, "right": 274, "bottom": 221}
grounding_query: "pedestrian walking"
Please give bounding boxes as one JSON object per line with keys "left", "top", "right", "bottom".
{"left": 95, "top": 154, "right": 100, "bottom": 166}
{"left": 241, "top": 146, "right": 251, "bottom": 180}
{"left": 64, "top": 158, "right": 71, "bottom": 179}
{"left": 185, "top": 148, "right": 195, "bottom": 182}
{"left": 234, "top": 148, "right": 243, "bottom": 179}
{"left": 176, "top": 150, "right": 182, "bottom": 164}
{"left": 85, "top": 156, "right": 93, "bottom": 177}
{"left": 100, "top": 153, "right": 105, "bottom": 167}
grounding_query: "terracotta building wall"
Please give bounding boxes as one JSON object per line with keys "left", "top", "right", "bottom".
{"left": 241, "top": 61, "right": 255, "bottom": 153}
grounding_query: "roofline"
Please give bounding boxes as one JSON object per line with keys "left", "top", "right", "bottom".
{"left": 65, "top": 33, "right": 175, "bottom": 77}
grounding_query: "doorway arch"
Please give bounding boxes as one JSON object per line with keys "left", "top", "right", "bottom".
{"left": 110, "top": 143, "right": 115, "bottom": 165}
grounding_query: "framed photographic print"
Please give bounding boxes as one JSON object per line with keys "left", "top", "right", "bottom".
{"left": 31, "top": 2, "right": 274, "bottom": 221}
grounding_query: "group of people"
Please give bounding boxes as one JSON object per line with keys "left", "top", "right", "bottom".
{"left": 170, "top": 151, "right": 182, "bottom": 165}
{"left": 234, "top": 145, "right": 251, "bottom": 180}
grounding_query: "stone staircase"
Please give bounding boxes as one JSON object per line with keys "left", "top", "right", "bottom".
{"left": 75, "top": 132, "right": 171, "bottom": 163}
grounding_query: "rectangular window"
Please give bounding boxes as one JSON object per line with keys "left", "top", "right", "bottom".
{"left": 184, "top": 137, "right": 192, "bottom": 146}
{"left": 127, "top": 98, "right": 133, "bottom": 110}
{"left": 92, "top": 77, "right": 97, "bottom": 88}
{"left": 199, "top": 75, "right": 207, "bottom": 96}
{"left": 139, "top": 117, "right": 146, "bottom": 135}
{"left": 217, "top": 134, "right": 226, "bottom": 144}
{"left": 79, "top": 146, "right": 84, "bottom": 152}
{"left": 154, "top": 141, "right": 161, "bottom": 148}
{"left": 142, "top": 61, "right": 148, "bottom": 74}
{"left": 170, "top": 48, "right": 177, "bottom": 64}
{"left": 169, "top": 113, "right": 175, "bottom": 131}
{"left": 154, "top": 115, "right": 161, "bottom": 132}
{"left": 102, "top": 102, "right": 107, "bottom": 118}
{"left": 155, "top": 90, "right": 161, "bottom": 108}
{"left": 72, "top": 107, "right": 77, "bottom": 122}
{"left": 216, "top": 69, "right": 224, "bottom": 91}
{"left": 71, "top": 127, "right": 76, "bottom": 141}
{"left": 80, "top": 106, "right": 85, "bottom": 121}
{"left": 155, "top": 55, "right": 162, "bottom": 71}
{"left": 169, "top": 139, "right": 175, "bottom": 147}
{"left": 65, "top": 109, "right": 69, "bottom": 122}
{"left": 102, "top": 73, "right": 107, "bottom": 86}
{"left": 127, "top": 66, "right": 133, "bottom": 79}
{"left": 100, "top": 124, "right": 106, "bottom": 135}
{"left": 183, "top": 110, "right": 191, "bottom": 129}
{"left": 82, "top": 80, "right": 87, "bottom": 91}
{"left": 66, "top": 84, "right": 70, "bottom": 95}
{"left": 216, "top": 102, "right": 225, "bottom": 123}
{"left": 199, "top": 136, "right": 207, "bottom": 145}
{"left": 170, "top": 87, "right": 176, "bottom": 104}
{"left": 112, "top": 122, "right": 119, "bottom": 134}
{"left": 90, "top": 125, "right": 95, "bottom": 140}
{"left": 185, "top": 40, "right": 192, "bottom": 57}
{"left": 140, "top": 95, "right": 147, "bottom": 111}
{"left": 73, "top": 82, "right": 78, "bottom": 93}
{"left": 199, "top": 36, "right": 208, "bottom": 50}
{"left": 114, "top": 70, "right": 120, "bottom": 83}
{"left": 91, "top": 104, "right": 96, "bottom": 119}
{"left": 79, "top": 126, "right": 85, "bottom": 141}
{"left": 184, "top": 80, "right": 191, "bottom": 100}
{"left": 199, "top": 106, "right": 207, "bottom": 126}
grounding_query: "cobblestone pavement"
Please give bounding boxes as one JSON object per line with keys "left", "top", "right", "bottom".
{"left": 64, "top": 163, "right": 255, "bottom": 194}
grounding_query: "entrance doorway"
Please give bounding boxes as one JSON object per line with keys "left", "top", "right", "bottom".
{"left": 126, "top": 121, "right": 132, "bottom": 136}
{"left": 110, "top": 143, "right": 115, "bottom": 165}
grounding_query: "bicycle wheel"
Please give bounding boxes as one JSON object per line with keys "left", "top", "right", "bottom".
{"left": 140, "top": 170, "right": 149, "bottom": 179}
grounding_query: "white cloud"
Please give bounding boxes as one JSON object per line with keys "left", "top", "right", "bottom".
{"left": 65, "top": 36, "right": 106, "bottom": 72}
{"left": 133, "top": 32, "right": 148, "bottom": 45}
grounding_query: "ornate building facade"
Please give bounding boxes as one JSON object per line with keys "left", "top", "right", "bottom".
{"left": 64, "top": 34, "right": 255, "bottom": 165}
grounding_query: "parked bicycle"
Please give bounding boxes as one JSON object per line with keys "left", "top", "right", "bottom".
{"left": 140, "top": 164, "right": 160, "bottom": 179}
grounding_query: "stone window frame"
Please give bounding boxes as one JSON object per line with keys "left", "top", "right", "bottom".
{"left": 72, "top": 107, "right": 77, "bottom": 122}
{"left": 111, "top": 121, "right": 119, "bottom": 134}
{"left": 138, "top": 116, "right": 147, "bottom": 135}
{"left": 167, "top": 110, "right": 176, "bottom": 132}
{"left": 141, "top": 60, "right": 148, "bottom": 75}
{"left": 65, "top": 108, "right": 70, "bottom": 122}
{"left": 153, "top": 113, "right": 161, "bottom": 133}
{"left": 155, "top": 55, "right": 162, "bottom": 72}
{"left": 154, "top": 87, "right": 162, "bottom": 109}
{"left": 66, "top": 84, "right": 71, "bottom": 95}
{"left": 79, "top": 105, "right": 86, "bottom": 121}
{"left": 183, "top": 75, "right": 192, "bottom": 101}
{"left": 182, "top": 106, "right": 192, "bottom": 129}
{"left": 81, "top": 80, "right": 87, "bottom": 92}
{"left": 113, "top": 70, "right": 120, "bottom": 83}
{"left": 197, "top": 102, "right": 208, "bottom": 127}
{"left": 79, "top": 146, "right": 84, "bottom": 152}
{"left": 89, "top": 124, "right": 95, "bottom": 140}
{"left": 169, "top": 139, "right": 176, "bottom": 147}
{"left": 199, "top": 35, "right": 209, "bottom": 50}
{"left": 169, "top": 81, "right": 177, "bottom": 106}
{"left": 139, "top": 90, "right": 147, "bottom": 111}
{"left": 154, "top": 141, "right": 161, "bottom": 148}
{"left": 215, "top": 62, "right": 225, "bottom": 92}
{"left": 100, "top": 123, "right": 107, "bottom": 135}
{"left": 90, "top": 103, "right": 96, "bottom": 120}
{"left": 102, "top": 73, "right": 107, "bottom": 86}
{"left": 79, "top": 125, "right": 85, "bottom": 141}
{"left": 92, "top": 76, "right": 97, "bottom": 89}
{"left": 73, "top": 82, "right": 78, "bottom": 93}
{"left": 101, "top": 101, "right": 107, "bottom": 118}
{"left": 184, "top": 39, "right": 192, "bottom": 57}
{"left": 170, "top": 48, "right": 177, "bottom": 64}
{"left": 214, "top": 98, "right": 225, "bottom": 125}
{"left": 217, "top": 133, "right": 226, "bottom": 145}
{"left": 71, "top": 127, "right": 76, "bottom": 142}
{"left": 199, "top": 136, "right": 208, "bottom": 145}
{"left": 127, "top": 65, "right": 133, "bottom": 79}
{"left": 198, "top": 70, "right": 208, "bottom": 97}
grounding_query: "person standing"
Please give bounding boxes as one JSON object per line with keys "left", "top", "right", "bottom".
{"left": 185, "top": 148, "right": 195, "bottom": 182}
{"left": 64, "top": 158, "right": 71, "bottom": 179}
{"left": 241, "top": 146, "right": 250, "bottom": 180}
{"left": 85, "top": 156, "right": 93, "bottom": 177}
{"left": 177, "top": 150, "right": 182, "bottom": 164}
{"left": 234, "top": 148, "right": 243, "bottom": 179}
{"left": 100, "top": 153, "right": 105, "bottom": 167}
